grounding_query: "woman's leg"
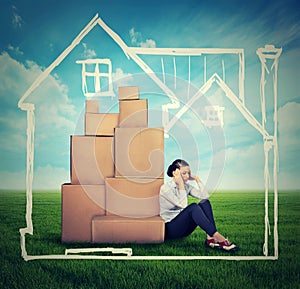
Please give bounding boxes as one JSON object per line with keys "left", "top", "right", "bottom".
{"left": 165, "top": 203, "right": 217, "bottom": 240}
{"left": 198, "top": 199, "right": 217, "bottom": 240}
{"left": 198, "top": 200, "right": 238, "bottom": 250}
{"left": 199, "top": 199, "right": 216, "bottom": 229}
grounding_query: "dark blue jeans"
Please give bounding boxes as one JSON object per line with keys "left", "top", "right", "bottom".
{"left": 165, "top": 200, "right": 217, "bottom": 240}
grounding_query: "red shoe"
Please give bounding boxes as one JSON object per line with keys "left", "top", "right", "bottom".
{"left": 218, "top": 239, "right": 239, "bottom": 251}
{"left": 205, "top": 239, "right": 221, "bottom": 249}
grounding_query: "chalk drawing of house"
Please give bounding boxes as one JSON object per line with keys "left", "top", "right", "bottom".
{"left": 18, "top": 13, "right": 281, "bottom": 261}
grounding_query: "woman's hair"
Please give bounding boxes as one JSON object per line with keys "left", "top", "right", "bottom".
{"left": 167, "top": 159, "right": 190, "bottom": 177}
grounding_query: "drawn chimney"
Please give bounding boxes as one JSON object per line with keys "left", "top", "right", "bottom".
{"left": 256, "top": 44, "right": 282, "bottom": 257}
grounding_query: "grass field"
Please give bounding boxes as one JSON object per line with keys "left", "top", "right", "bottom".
{"left": 0, "top": 190, "right": 299, "bottom": 289}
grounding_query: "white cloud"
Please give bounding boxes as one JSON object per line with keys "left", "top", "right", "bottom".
{"left": 7, "top": 45, "right": 24, "bottom": 56}
{"left": 226, "top": 143, "right": 264, "bottom": 171}
{"left": 0, "top": 52, "right": 31, "bottom": 93}
{"left": 278, "top": 102, "right": 300, "bottom": 141}
{"left": 211, "top": 100, "right": 300, "bottom": 190}
{"left": 32, "top": 75, "right": 77, "bottom": 133}
{"left": 0, "top": 52, "right": 77, "bottom": 170}
{"left": 33, "top": 165, "right": 69, "bottom": 190}
{"left": 278, "top": 102, "right": 300, "bottom": 153}
{"left": 82, "top": 43, "right": 97, "bottom": 58}
{"left": 0, "top": 109, "right": 26, "bottom": 131}
{"left": 0, "top": 133, "right": 26, "bottom": 153}
{"left": 129, "top": 28, "right": 141, "bottom": 45}
{"left": 18, "top": 57, "right": 77, "bottom": 131}
{"left": 112, "top": 67, "right": 134, "bottom": 87}
{"left": 129, "top": 27, "right": 156, "bottom": 48}
{"left": 278, "top": 101, "right": 300, "bottom": 177}
{"left": 11, "top": 5, "right": 23, "bottom": 29}
{"left": 218, "top": 143, "right": 265, "bottom": 190}
{"left": 140, "top": 39, "right": 156, "bottom": 48}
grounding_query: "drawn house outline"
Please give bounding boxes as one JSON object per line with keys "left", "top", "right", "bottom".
{"left": 18, "top": 13, "right": 281, "bottom": 261}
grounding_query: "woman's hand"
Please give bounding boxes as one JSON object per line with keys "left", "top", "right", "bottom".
{"left": 173, "top": 169, "right": 185, "bottom": 189}
{"left": 189, "top": 174, "right": 201, "bottom": 184}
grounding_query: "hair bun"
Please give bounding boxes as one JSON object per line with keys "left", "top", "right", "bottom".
{"left": 166, "top": 159, "right": 190, "bottom": 177}
{"left": 167, "top": 164, "right": 176, "bottom": 177}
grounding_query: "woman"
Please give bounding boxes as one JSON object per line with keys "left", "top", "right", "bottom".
{"left": 159, "top": 159, "right": 238, "bottom": 251}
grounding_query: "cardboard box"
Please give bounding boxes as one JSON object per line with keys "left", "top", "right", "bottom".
{"left": 86, "top": 100, "right": 99, "bottom": 113}
{"left": 71, "top": 136, "right": 114, "bottom": 185}
{"left": 105, "top": 177, "right": 163, "bottom": 217}
{"left": 61, "top": 183, "right": 106, "bottom": 242}
{"left": 119, "top": 99, "right": 148, "bottom": 127}
{"left": 114, "top": 127, "right": 164, "bottom": 178}
{"left": 92, "top": 216, "right": 165, "bottom": 243}
{"left": 118, "top": 86, "right": 139, "bottom": 100}
{"left": 85, "top": 113, "right": 119, "bottom": 136}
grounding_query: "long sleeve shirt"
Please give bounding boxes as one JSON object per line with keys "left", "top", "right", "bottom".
{"left": 159, "top": 179, "right": 209, "bottom": 223}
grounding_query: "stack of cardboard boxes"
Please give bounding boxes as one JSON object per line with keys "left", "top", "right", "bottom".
{"left": 61, "top": 86, "right": 165, "bottom": 243}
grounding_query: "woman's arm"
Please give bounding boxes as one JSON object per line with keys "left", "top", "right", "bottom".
{"left": 188, "top": 174, "right": 209, "bottom": 200}
{"left": 160, "top": 170, "right": 188, "bottom": 208}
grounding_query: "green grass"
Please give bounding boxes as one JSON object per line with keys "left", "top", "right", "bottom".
{"left": 0, "top": 190, "right": 299, "bottom": 289}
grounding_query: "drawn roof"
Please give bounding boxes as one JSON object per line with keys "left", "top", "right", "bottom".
{"left": 18, "top": 13, "right": 275, "bottom": 138}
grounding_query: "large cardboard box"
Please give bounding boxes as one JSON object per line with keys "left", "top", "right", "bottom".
{"left": 119, "top": 99, "right": 148, "bottom": 127}
{"left": 105, "top": 177, "right": 163, "bottom": 217}
{"left": 86, "top": 100, "right": 99, "bottom": 113}
{"left": 61, "top": 183, "right": 106, "bottom": 242}
{"left": 85, "top": 113, "right": 119, "bottom": 136}
{"left": 92, "top": 216, "right": 165, "bottom": 243}
{"left": 114, "top": 127, "right": 164, "bottom": 178}
{"left": 71, "top": 136, "right": 114, "bottom": 185}
{"left": 118, "top": 86, "right": 139, "bottom": 100}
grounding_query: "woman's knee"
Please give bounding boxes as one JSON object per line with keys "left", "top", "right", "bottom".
{"left": 188, "top": 203, "right": 200, "bottom": 212}
{"left": 189, "top": 203, "right": 198, "bottom": 208}
{"left": 200, "top": 199, "right": 210, "bottom": 204}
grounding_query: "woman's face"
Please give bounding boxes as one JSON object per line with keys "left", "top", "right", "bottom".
{"left": 179, "top": 166, "right": 191, "bottom": 183}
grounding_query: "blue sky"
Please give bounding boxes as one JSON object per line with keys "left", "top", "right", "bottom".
{"left": 0, "top": 0, "right": 299, "bottom": 190}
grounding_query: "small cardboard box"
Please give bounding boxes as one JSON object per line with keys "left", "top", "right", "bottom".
{"left": 92, "top": 216, "right": 165, "bottom": 243}
{"left": 118, "top": 86, "right": 139, "bottom": 100}
{"left": 86, "top": 100, "right": 99, "bottom": 113}
{"left": 85, "top": 113, "right": 119, "bottom": 136}
{"left": 105, "top": 177, "right": 163, "bottom": 217}
{"left": 71, "top": 136, "right": 114, "bottom": 185}
{"left": 61, "top": 183, "right": 106, "bottom": 242}
{"left": 114, "top": 127, "right": 164, "bottom": 178}
{"left": 119, "top": 99, "right": 148, "bottom": 127}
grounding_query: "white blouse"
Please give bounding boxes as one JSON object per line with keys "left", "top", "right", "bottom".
{"left": 159, "top": 179, "right": 209, "bottom": 223}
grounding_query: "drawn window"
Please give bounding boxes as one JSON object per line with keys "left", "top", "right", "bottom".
{"left": 76, "top": 59, "right": 115, "bottom": 97}
{"left": 203, "top": 105, "right": 225, "bottom": 127}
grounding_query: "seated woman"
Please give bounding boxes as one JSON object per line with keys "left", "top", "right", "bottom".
{"left": 159, "top": 159, "right": 238, "bottom": 251}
